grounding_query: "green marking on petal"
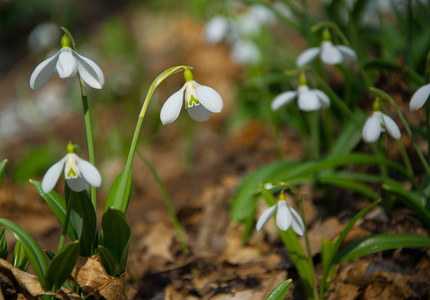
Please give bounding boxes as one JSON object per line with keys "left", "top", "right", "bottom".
{"left": 66, "top": 167, "right": 77, "bottom": 178}
{"left": 188, "top": 95, "right": 200, "bottom": 107}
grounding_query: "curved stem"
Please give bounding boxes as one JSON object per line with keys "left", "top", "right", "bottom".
{"left": 117, "top": 66, "right": 192, "bottom": 212}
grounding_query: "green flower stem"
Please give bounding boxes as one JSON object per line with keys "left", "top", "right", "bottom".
{"left": 371, "top": 87, "right": 430, "bottom": 176}
{"left": 426, "top": 101, "right": 430, "bottom": 163}
{"left": 139, "top": 153, "right": 189, "bottom": 252}
{"left": 118, "top": 66, "right": 192, "bottom": 212}
{"left": 57, "top": 194, "right": 72, "bottom": 252}
{"left": 78, "top": 77, "right": 97, "bottom": 209}
{"left": 398, "top": 139, "right": 414, "bottom": 179}
{"left": 308, "top": 111, "right": 320, "bottom": 159}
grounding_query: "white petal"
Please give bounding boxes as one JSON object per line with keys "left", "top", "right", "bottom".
{"left": 271, "top": 91, "right": 297, "bottom": 111}
{"left": 73, "top": 51, "right": 105, "bottom": 89}
{"left": 41, "top": 156, "right": 67, "bottom": 193}
{"left": 276, "top": 201, "right": 292, "bottom": 231}
{"left": 381, "top": 113, "right": 401, "bottom": 140}
{"left": 194, "top": 82, "right": 223, "bottom": 113}
{"left": 30, "top": 50, "right": 60, "bottom": 90}
{"left": 160, "top": 85, "right": 186, "bottom": 125}
{"left": 204, "top": 16, "right": 230, "bottom": 43}
{"left": 362, "top": 114, "right": 382, "bottom": 143}
{"left": 321, "top": 43, "right": 343, "bottom": 65}
{"left": 256, "top": 204, "right": 277, "bottom": 232}
{"left": 337, "top": 45, "right": 357, "bottom": 61}
{"left": 298, "top": 91, "right": 321, "bottom": 111}
{"left": 187, "top": 105, "right": 212, "bottom": 122}
{"left": 289, "top": 206, "right": 305, "bottom": 236}
{"left": 231, "top": 40, "right": 261, "bottom": 65}
{"left": 76, "top": 157, "right": 101, "bottom": 187}
{"left": 66, "top": 177, "right": 87, "bottom": 192}
{"left": 56, "top": 48, "right": 78, "bottom": 78}
{"left": 410, "top": 84, "right": 430, "bottom": 111}
{"left": 313, "top": 89, "right": 330, "bottom": 108}
{"left": 296, "top": 47, "right": 320, "bottom": 67}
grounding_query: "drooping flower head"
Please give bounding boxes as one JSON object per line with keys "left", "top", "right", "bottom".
{"left": 296, "top": 29, "right": 357, "bottom": 67}
{"left": 256, "top": 190, "right": 305, "bottom": 235}
{"left": 410, "top": 83, "right": 430, "bottom": 111}
{"left": 30, "top": 33, "right": 104, "bottom": 90}
{"left": 41, "top": 142, "right": 101, "bottom": 193}
{"left": 160, "top": 69, "right": 223, "bottom": 124}
{"left": 271, "top": 73, "right": 330, "bottom": 112}
{"left": 362, "top": 99, "right": 401, "bottom": 143}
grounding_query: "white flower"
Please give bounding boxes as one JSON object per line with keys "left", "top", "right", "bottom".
{"left": 297, "top": 41, "right": 357, "bottom": 67}
{"left": 410, "top": 83, "right": 430, "bottom": 111}
{"left": 30, "top": 35, "right": 104, "bottom": 90}
{"left": 271, "top": 85, "right": 330, "bottom": 112}
{"left": 362, "top": 111, "right": 401, "bottom": 143}
{"left": 160, "top": 69, "right": 223, "bottom": 124}
{"left": 256, "top": 200, "right": 305, "bottom": 235}
{"left": 203, "top": 16, "right": 239, "bottom": 44}
{"left": 231, "top": 39, "right": 262, "bottom": 65}
{"left": 238, "top": 4, "right": 276, "bottom": 36}
{"left": 42, "top": 152, "right": 101, "bottom": 193}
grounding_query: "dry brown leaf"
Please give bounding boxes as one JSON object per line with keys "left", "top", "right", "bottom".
{"left": 72, "top": 255, "right": 127, "bottom": 300}
{"left": 0, "top": 259, "right": 81, "bottom": 299}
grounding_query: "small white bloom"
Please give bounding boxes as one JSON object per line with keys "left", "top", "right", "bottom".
{"left": 256, "top": 200, "right": 304, "bottom": 235}
{"left": 30, "top": 35, "right": 104, "bottom": 90}
{"left": 271, "top": 84, "right": 330, "bottom": 112}
{"left": 410, "top": 83, "right": 430, "bottom": 111}
{"left": 238, "top": 4, "right": 276, "bottom": 36}
{"left": 297, "top": 41, "right": 357, "bottom": 67}
{"left": 231, "top": 39, "right": 262, "bottom": 65}
{"left": 160, "top": 69, "right": 223, "bottom": 124}
{"left": 41, "top": 148, "right": 101, "bottom": 193}
{"left": 362, "top": 111, "right": 401, "bottom": 143}
{"left": 204, "top": 16, "right": 239, "bottom": 44}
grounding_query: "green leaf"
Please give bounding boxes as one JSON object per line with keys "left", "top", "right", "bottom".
{"left": 382, "top": 181, "right": 430, "bottom": 227}
{"left": 44, "top": 241, "right": 80, "bottom": 292}
{"left": 334, "top": 234, "right": 430, "bottom": 263}
{"left": 319, "top": 200, "right": 380, "bottom": 298}
{"left": 65, "top": 185, "right": 98, "bottom": 257}
{"left": 13, "top": 241, "right": 30, "bottom": 271}
{"left": 44, "top": 250, "right": 56, "bottom": 261}
{"left": 104, "top": 171, "right": 132, "bottom": 213}
{"left": 328, "top": 115, "right": 364, "bottom": 157}
{"left": 265, "top": 279, "right": 292, "bottom": 300}
{"left": 317, "top": 173, "right": 380, "bottom": 200}
{"left": 0, "top": 228, "right": 8, "bottom": 259}
{"left": 98, "top": 245, "right": 120, "bottom": 277}
{"left": 0, "top": 159, "right": 7, "bottom": 187}
{"left": 29, "top": 180, "right": 77, "bottom": 241}
{"left": 100, "top": 208, "right": 131, "bottom": 276}
{"left": 0, "top": 219, "right": 49, "bottom": 288}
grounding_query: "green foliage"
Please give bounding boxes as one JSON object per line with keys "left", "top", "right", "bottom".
{"left": 13, "top": 146, "right": 56, "bottom": 183}
{"left": 99, "top": 208, "right": 131, "bottom": 276}
{"left": 334, "top": 234, "right": 430, "bottom": 263}
{"left": 13, "top": 241, "right": 30, "bottom": 271}
{"left": 65, "top": 185, "right": 98, "bottom": 257}
{"left": 0, "top": 159, "right": 6, "bottom": 187}
{"left": 0, "top": 219, "right": 48, "bottom": 288}
{"left": 104, "top": 171, "right": 132, "bottom": 213}
{"left": 30, "top": 180, "right": 77, "bottom": 241}
{"left": 265, "top": 279, "right": 292, "bottom": 300}
{"left": 44, "top": 241, "right": 80, "bottom": 292}
{"left": 0, "top": 228, "right": 8, "bottom": 260}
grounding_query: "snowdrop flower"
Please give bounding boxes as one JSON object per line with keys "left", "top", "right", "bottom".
{"left": 410, "top": 83, "right": 430, "bottom": 111}
{"left": 204, "top": 16, "right": 239, "bottom": 44}
{"left": 30, "top": 34, "right": 104, "bottom": 90}
{"left": 362, "top": 101, "right": 401, "bottom": 143}
{"left": 296, "top": 29, "right": 357, "bottom": 67}
{"left": 238, "top": 4, "right": 276, "bottom": 36}
{"left": 160, "top": 69, "right": 223, "bottom": 124}
{"left": 271, "top": 74, "right": 330, "bottom": 112}
{"left": 41, "top": 142, "right": 101, "bottom": 193}
{"left": 256, "top": 200, "right": 304, "bottom": 235}
{"left": 231, "top": 39, "right": 262, "bottom": 65}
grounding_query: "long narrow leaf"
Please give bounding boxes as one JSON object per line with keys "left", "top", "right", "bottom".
{"left": 13, "top": 241, "right": 30, "bottom": 271}
{"left": 0, "top": 228, "right": 8, "bottom": 259}
{"left": 45, "top": 240, "right": 80, "bottom": 292}
{"left": 334, "top": 234, "right": 430, "bottom": 263}
{"left": 29, "top": 180, "right": 77, "bottom": 241}
{"left": 104, "top": 171, "right": 132, "bottom": 213}
{"left": 0, "top": 219, "right": 49, "bottom": 288}
{"left": 0, "top": 159, "right": 6, "bottom": 187}
{"left": 265, "top": 279, "right": 292, "bottom": 300}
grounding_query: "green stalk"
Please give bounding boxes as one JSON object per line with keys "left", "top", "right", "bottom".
{"left": 371, "top": 87, "right": 430, "bottom": 176}
{"left": 117, "top": 66, "right": 192, "bottom": 212}
{"left": 78, "top": 77, "right": 97, "bottom": 209}
{"left": 139, "top": 153, "right": 189, "bottom": 252}
{"left": 57, "top": 194, "right": 72, "bottom": 252}
{"left": 397, "top": 139, "right": 414, "bottom": 179}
